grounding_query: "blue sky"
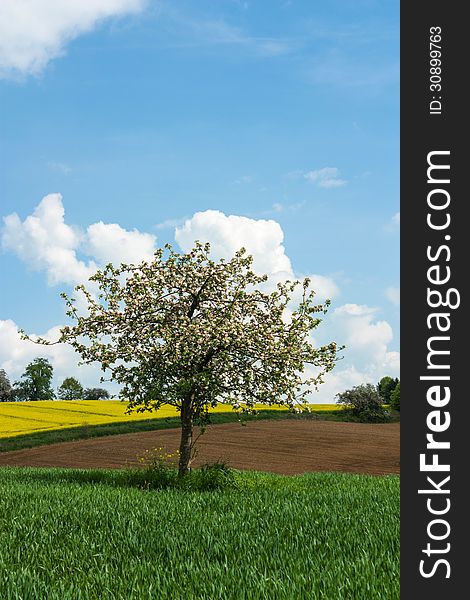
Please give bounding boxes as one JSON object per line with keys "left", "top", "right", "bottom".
{"left": 0, "top": 0, "right": 399, "bottom": 400}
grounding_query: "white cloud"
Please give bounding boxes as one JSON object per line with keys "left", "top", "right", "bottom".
{"left": 86, "top": 222, "right": 156, "bottom": 266}
{"left": 1, "top": 194, "right": 97, "bottom": 286}
{"left": 0, "top": 319, "right": 109, "bottom": 392}
{"left": 392, "top": 211, "right": 400, "bottom": 225}
{"left": 334, "top": 303, "right": 378, "bottom": 317}
{"left": 303, "top": 167, "right": 347, "bottom": 188}
{"left": 0, "top": 0, "right": 145, "bottom": 78}
{"left": 382, "top": 351, "right": 400, "bottom": 373}
{"left": 176, "top": 209, "right": 293, "bottom": 281}
{"left": 306, "top": 275, "right": 339, "bottom": 301}
{"left": 319, "top": 178, "right": 347, "bottom": 189}
{"left": 175, "top": 209, "right": 339, "bottom": 300}
{"left": 334, "top": 303, "right": 392, "bottom": 352}
{"left": 385, "top": 286, "right": 400, "bottom": 306}
{"left": 1, "top": 194, "right": 157, "bottom": 286}
{"left": 332, "top": 302, "right": 399, "bottom": 376}
{"left": 305, "top": 302, "right": 400, "bottom": 402}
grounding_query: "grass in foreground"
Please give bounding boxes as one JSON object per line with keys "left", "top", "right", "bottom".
{"left": 0, "top": 467, "right": 399, "bottom": 600}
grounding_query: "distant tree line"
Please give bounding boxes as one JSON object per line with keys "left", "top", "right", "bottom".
{"left": 1, "top": 359, "right": 400, "bottom": 413}
{"left": 377, "top": 376, "right": 400, "bottom": 410}
{"left": 0, "top": 358, "right": 110, "bottom": 402}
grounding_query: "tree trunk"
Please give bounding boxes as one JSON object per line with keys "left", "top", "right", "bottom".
{"left": 178, "top": 398, "right": 194, "bottom": 476}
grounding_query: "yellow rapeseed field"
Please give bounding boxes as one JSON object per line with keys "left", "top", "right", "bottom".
{"left": 0, "top": 400, "right": 338, "bottom": 439}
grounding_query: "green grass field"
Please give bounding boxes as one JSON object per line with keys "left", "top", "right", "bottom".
{"left": 0, "top": 467, "right": 399, "bottom": 599}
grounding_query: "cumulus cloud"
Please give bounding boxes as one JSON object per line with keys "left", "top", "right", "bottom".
{"left": 0, "top": 319, "right": 109, "bottom": 391}
{"left": 0, "top": 0, "right": 145, "bottom": 78}
{"left": 332, "top": 302, "right": 399, "bottom": 375}
{"left": 175, "top": 209, "right": 339, "bottom": 300}
{"left": 86, "top": 222, "right": 156, "bottom": 265}
{"left": 1, "top": 194, "right": 97, "bottom": 286}
{"left": 305, "top": 275, "right": 339, "bottom": 302}
{"left": 304, "top": 167, "right": 347, "bottom": 188}
{"left": 303, "top": 302, "right": 400, "bottom": 402}
{"left": 392, "top": 211, "right": 400, "bottom": 225}
{"left": 1, "top": 194, "right": 158, "bottom": 286}
{"left": 176, "top": 210, "right": 292, "bottom": 280}
{"left": 334, "top": 303, "right": 392, "bottom": 353}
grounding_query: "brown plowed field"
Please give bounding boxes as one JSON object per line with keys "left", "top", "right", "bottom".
{"left": 0, "top": 420, "right": 399, "bottom": 476}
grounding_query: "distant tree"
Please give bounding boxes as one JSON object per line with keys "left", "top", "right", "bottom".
{"left": 9, "top": 383, "right": 26, "bottom": 402}
{"left": 57, "top": 377, "right": 84, "bottom": 400}
{"left": 390, "top": 381, "right": 400, "bottom": 411}
{"left": 0, "top": 369, "right": 12, "bottom": 401}
{"left": 14, "top": 358, "right": 55, "bottom": 401}
{"left": 10, "top": 378, "right": 34, "bottom": 402}
{"left": 336, "top": 383, "right": 389, "bottom": 423}
{"left": 377, "top": 376, "right": 398, "bottom": 404}
{"left": 83, "top": 387, "right": 110, "bottom": 400}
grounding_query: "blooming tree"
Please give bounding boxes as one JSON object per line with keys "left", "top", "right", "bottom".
{"left": 30, "top": 242, "right": 340, "bottom": 475}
